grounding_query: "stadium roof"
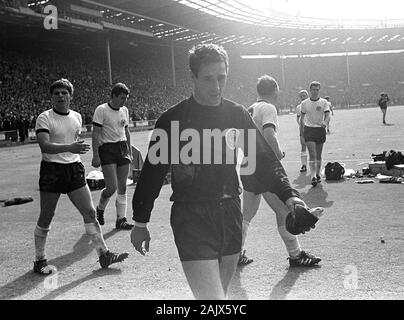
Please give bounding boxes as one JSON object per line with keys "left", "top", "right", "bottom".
{"left": 18, "top": 0, "right": 404, "bottom": 53}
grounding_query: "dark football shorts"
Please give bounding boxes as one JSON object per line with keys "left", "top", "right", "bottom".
{"left": 170, "top": 198, "right": 242, "bottom": 261}
{"left": 241, "top": 173, "right": 266, "bottom": 196}
{"left": 99, "top": 141, "right": 131, "bottom": 167}
{"left": 39, "top": 161, "right": 86, "bottom": 194}
{"left": 303, "top": 126, "right": 326, "bottom": 144}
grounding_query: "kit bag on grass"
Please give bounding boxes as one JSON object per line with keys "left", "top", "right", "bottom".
{"left": 324, "top": 162, "right": 345, "bottom": 180}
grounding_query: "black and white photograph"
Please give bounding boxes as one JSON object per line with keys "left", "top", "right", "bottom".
{"left": 1, "top": 0, "right": 403, "bottom": 308}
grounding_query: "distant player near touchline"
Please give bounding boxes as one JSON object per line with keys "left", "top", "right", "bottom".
{"left": 378, "top": 92, "right": 389, "bottom": 125}
{"left": 299, "top": 81, "right": 330, "bottom": 187}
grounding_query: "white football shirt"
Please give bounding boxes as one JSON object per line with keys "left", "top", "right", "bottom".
{"left": 248, "top": 100, "right": 279, "bottom": 135}
{"left": 301, "top": 98, "right": 330, "bottom": 127}
{"left": 92, "top": 103, "right": 129, "bottom": 144}
{"left": 35, "top": 108, "right": 82, "bottom": 163}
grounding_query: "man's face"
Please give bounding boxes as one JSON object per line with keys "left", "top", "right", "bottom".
{"left": 299, "top": 91, "right": 308, "bottom": 101}
{"left": 192, "top": 61, "right": 227, "bottom": 106}
{"left": 51, "top": 88, "right": 71, "bottom": 109}
{"left": 310, "top": 85, "right": 320, "bottom": 100}
{"left": 112, "top": 93, "right": 128, "bottom": 109}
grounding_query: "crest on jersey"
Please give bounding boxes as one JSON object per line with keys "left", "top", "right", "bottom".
{"left": 225, "top": 128, "right": 240, "bottom": 150}
{"left": 316, "top": 106, "right": 322, "bottom": 111}
{"left": 120, "top": 119, "right": 126, "bottom": 127}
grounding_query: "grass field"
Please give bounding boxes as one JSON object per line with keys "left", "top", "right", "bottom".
{"left": 0, "top": 106, "right": 403, "bottom": 300}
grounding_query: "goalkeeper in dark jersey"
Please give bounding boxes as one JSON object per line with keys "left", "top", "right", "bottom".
{"left": 130, "top": 43, "right": 308, "bottom": 300}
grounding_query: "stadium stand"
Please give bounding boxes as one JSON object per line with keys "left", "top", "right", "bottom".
{"left": 1, "top": 0, "right": 404, "bottom": 143}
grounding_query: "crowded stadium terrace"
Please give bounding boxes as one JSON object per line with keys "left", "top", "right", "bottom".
{"left": 1, "top": 0, "right": 404, "bottom": 141}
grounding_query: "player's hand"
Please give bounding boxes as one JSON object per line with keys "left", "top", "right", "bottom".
{"left": 130, "top": 225, "right": 151, "bottom": 256}
{"left": 69, "top": 140, "right": 90, "bottom": 154}
{"left": 285, "top": 197, "right": 308, "bottom": 213}
{"left": 321, "top": 121, "right": 327, "bottom": 128}
{"left": 91, "top": 156, "right": 101, "bottom": 168}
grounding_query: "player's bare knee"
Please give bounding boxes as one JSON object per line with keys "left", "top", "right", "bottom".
{"left": 84, "top": 220, "right": 101, "bottom": 235}
{"left": 37, "top": 211, "right": 55, "bottom": 228}
{"left": 103, "top": 187, "right": 116, "bottom": 198}
{"left": 82, "top": 207, "right": 97, "bottom": 224}
{"left": 117, "top": 185, "right": 127, "bottom": 195}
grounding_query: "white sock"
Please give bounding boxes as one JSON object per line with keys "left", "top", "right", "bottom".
{"left": 301, "top": 152, "right": 308, "bottom": 167}
{"left": 34, "top": 225, "right": 50, "bottom": 261}
{"left": 278, "top": 226, "right": 301, "bottom": 258}
{"left": 115, "top": 193, "right": 127, "bottom": 219}
{"left": 316, "top": 160, "right": 322, "bottom": 177}
{"left": 309, "top": 160, "right": 316, "bottom": 179}
{"left": 84, "top": 222, "right": 108, "bottom": 256}
{"left": 241, "top": 220, "right": 250, "bottom": 249}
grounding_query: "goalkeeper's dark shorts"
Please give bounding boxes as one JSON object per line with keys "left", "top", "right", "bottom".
{"left": 170, "top": 197, "right": 242, "bottom": 262}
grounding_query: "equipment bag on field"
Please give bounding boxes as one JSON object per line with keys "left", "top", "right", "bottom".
{"left": 324, "top": 162, "right": 345, "bottom": 181}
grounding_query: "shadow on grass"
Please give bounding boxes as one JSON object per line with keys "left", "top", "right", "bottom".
{"left": 292, "top": 173, "right": 311, "bottom": 190}
{"left": 227, "top": 267, "right": 249, "bottom": 300}
{"left": 38, "top": 268, "right": 122, "bottom": 300}
{"left": 0, "top": 229, "right": 119, "bottom": 300}
{"left": 299, "top": 184, "right": 334, "bottom": 209}
{"left": 268, "top": 265, "right": 321, "bottom": 300}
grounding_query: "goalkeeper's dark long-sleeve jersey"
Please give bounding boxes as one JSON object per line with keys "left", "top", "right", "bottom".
{"left": 132, "top": 96, "right": 300, "bottom": 223}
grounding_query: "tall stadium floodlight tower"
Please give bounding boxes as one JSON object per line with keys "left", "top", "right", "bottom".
{"left": 106, "top": 38, "right": 112, "bottom": 85}
{"left": 345, "top": 51, "right": 351, "bottom": 108}
{"left": 170, "top": 40, "right": 176, "bottom": 88}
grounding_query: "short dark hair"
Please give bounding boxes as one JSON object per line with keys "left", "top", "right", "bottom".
{"left": 189, "top": 43, "right": 229, "bottom": 77}
{"left": 50, "top": 78, "right": 74, "bottom": 95}
{"left": 111, "top": 82, "right": 130, "bottom": 97}
{"left": 256, "top": 75, "right": 278, "bottom": 97}
{"left": 309, "top": 81, "right": 321, "bottom": 89}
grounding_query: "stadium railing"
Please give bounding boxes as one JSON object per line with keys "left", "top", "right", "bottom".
{"left": 0, "top": 130, "right": 18, "bottom": 142}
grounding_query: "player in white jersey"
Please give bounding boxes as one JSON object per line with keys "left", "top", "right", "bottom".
{"left": 324, "top": 96, "right": 334, "bottom": 134}
{"left": 92, "top": 83, "right": 134, "bottom": 230}
{"left": 33, "top": 79, "right": 128, "bottom": 275}
{"left": 239, "top": 75, "right": 321, "bottom": 268}
{"left": 300, "top": 81, "right": 330, "bottom": 187}
{"left": 296, "top": 90, "right": 309, "bottom": 173}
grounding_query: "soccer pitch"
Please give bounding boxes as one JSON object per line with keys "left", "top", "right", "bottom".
{"left": 0, "top": 106, "right": 403, "bottom": 300}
